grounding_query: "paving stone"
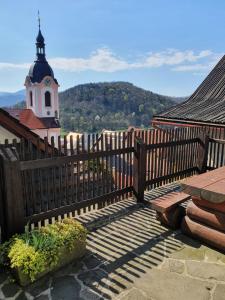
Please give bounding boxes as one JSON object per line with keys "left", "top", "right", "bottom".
{"left": 100, "top": 252, "right": 138, "bottom": 274}
{"left": 170, "top": 245, "right": 205, "bottom": 261}
{"left": 78, "top": 268, "right": 122, "bottom": 299}
{"left": 83, "top": 254, "right": 103, "bottom": 269}
{"left": 53, "top": 260, "right": 84, "bottom": 277}
{"left": 78, "top": 269, "right": 107, "bottom": 288}
{"left": 15, "top": 292, "right": 28, "bottom": 300}
{"left": 51, "top": 275, "right": 81, "bottom": 300}
{"left": 35, "top": 295, "right": 49, "bottom": 300}
{"left": 134, "top": 268, "right": 212, "bottom": 300}
{"left": 25, "top": 275, "right": 50, "bottom": 297}
{"left": 186, "top": 261, "right": 225, "bottom": 281}
{"left": 2, "top": 282, "right": 20, "bottom": 298}
{"left": 174, "top": 233, "right": 202, "bottom": 249}
{"left": 70, "top": 260, "right": 85, "bottom": 274}
{"left": 2, "top": 193, "right": 225, "bottom": 300}
{"left": 204, "top": 247, "right": 225, "bottom": 264}
{"left": 213, "top": 284, "right": 225, "bottom": 300}
{"left": 99, "top": 270, "right": 133, "bottom": 297}
{"left": 161, "top": 259, "right": 185, "bottom": 274}
{"left": 0, "top": 271, "right": 8, "bottom": 284}
{"left": 120, "top": 288, "right": 152, "bottom": 300}
{"left": 80, "top": 288, "right": 104, "bottom": 300}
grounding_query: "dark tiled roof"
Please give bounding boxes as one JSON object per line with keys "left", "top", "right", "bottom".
{"left": 28, "top": 61, "right": 57, "bottom": 84}
{"left": 36, "top": 29, "right": 45, "bottom": 45}
{"left": 28, "top": 27, "right": 58, "bottom": 84}
{"left": 154, "top": 55, "right": 225, "bottom": 125}
{"left": 39, "top": 117, "right": 60, "bottom": 129}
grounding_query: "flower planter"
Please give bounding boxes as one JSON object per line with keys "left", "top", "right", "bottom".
{"left": 14, "top": 240, "right": 86, "bottom": 287}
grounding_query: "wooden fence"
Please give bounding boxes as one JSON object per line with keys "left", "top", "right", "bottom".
{"left": 0, "top": 127, "right": 212, "bottom": 241}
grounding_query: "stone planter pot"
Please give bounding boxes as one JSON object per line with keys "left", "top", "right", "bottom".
{"left": 14, "top": 240, "right": 86, "bottom": 287}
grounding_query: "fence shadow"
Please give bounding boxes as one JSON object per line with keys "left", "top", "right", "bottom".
{"left": 75, "top": 195, "right": 184, "bottom": 299}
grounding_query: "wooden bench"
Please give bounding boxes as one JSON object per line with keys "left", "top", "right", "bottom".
{"left": 150, "top": 192, "right": 191, "bottom": 212}
{"left": 150, "top": 192, "right": 191, "bottom": 229}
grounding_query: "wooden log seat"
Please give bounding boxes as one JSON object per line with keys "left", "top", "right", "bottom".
{"left": 186, "top": 201, "right": 225, "bottom": 233}
{"left": 181, "top": 216, "right": 225, "bottom": 252}
{"left": 156, "top": 206, "right": 185, "bottom": 229}
{"left": 192, "top": 196, "right": 225, "bottom": 214}
{"left": 150, "top": 192, "right": 191, "bottom": 229}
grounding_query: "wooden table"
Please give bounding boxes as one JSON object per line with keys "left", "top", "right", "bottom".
{"left": 181, "top": 166, "right": 225, "bottom": 204}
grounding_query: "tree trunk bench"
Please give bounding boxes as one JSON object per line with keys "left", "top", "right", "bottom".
{"left": 150, "top": 192, "right": 191, "bottom": 229}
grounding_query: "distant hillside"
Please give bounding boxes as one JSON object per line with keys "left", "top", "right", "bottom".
{"left": 0, "top": 90, "right": 25, "bottom": 107}
{"left": 59, "top": 82, "right": 178, "bottom": 132}
{"left": 5, "top": 82, "right": 184, "bottom": 133}
{"left": 173, "top": 96, "right": 188, "bottom": 103}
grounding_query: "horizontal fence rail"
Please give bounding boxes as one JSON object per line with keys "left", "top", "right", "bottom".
{"left": 0, "top": 126, "right": 220, "bottom": 241}
{"left": 21, "top": 145, "right": 134, "bottom": 224}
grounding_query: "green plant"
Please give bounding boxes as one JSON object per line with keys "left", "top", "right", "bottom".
{"left": 0, "top": 218, "right": 87, "bottom": 282}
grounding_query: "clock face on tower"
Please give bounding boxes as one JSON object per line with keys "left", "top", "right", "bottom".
{"left": 44, "top": 78, "right": 51, "bottom": 86}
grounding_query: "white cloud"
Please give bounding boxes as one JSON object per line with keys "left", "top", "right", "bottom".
{"left": 172, "top": 64, "right": 210, "bottom": 72}
{"left": 172, "top": 53, "right": 223, "bottom": 73}
{"left": 0, "top": 62, "right": 30, "bottom": 70}
{"left": 0, "top": 48, "right": 220, "bottom": 74}
{"left": 49, "top": 48, "right": 130, "bottom": 72}
{"left": 139, "top": 49, "right": 213, "bottom": 68}
{"left": 49, "top": 48, "right": 219, "bottom": 73}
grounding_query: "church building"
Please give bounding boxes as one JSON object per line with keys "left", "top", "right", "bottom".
{"left": 5, "top": 18, "right": 60, "bottom": 141}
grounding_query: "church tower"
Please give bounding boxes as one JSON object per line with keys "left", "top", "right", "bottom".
{"left": 24, "top": 14, "right": 60, "bottom": 140}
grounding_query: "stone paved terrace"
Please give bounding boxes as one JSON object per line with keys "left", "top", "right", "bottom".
{"left": 1, "top": 183, "right": 225, "bottom": 300}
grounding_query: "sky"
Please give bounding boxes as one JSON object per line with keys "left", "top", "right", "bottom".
{"left": 0, "top": 0, "right": 224, "bottom": 96}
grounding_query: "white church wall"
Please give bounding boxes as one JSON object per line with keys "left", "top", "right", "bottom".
{"left": 0, "top": 126, "right": 19, "bottom": 143}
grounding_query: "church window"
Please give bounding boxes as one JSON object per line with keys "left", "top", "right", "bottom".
{"left": 45, "top": 91, "right": 51, "bottom": 107}
{"left": 30, "top": 91, "right": 33, "bottom": 106}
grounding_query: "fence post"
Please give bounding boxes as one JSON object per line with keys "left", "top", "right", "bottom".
{"left": 0, "top": 147, "right": 25, "bottom": 240}
{"left": 199, "top": 133, "right": 210, "bottom": 173}
{"left": 133, "top": 137, "right": 147, "bottom": 202}
{"left": 0, "top": 150, "right": 6, "bottom": 242}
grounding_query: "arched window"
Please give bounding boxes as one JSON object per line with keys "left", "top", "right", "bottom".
{"left": 30, "top": 91, "right": 33, "bottom": 106}
{"left": 45, "top": 91, "right": 51, "bottom": 107}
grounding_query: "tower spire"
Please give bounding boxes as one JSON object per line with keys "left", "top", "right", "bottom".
{"left": 38, "top": 10, "right": 40, "bottom": 30}
{"left": 36, "top": 11, "right": 45, "bottom": 61}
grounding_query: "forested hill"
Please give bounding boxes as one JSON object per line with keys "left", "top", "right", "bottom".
{"left": 59, "top": 81, "right": 178, "bottom": 132}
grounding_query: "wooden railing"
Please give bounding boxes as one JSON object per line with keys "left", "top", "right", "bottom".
{"left": 0, "top": 127, "right": 207, "bottom": 241}
{"left": 207, "top": 137, "right": 225, "bottom": 170}
{"left": 196, "top": 126, "right": 225, "bottom": 171}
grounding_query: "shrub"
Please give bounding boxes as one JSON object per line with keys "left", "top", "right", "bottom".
{"left": 0, "top": 218, "right": 87, "bottom": 282}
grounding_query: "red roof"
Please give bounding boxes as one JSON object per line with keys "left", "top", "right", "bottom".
{"left": 5, "top": 108, "right": 59, "bottom": 130}
{"left": 3, "top": 108, "right": 22, "bottom": 120}
{"left": 0, "top": 108, "right": 58, "bottom": 154}
{"left": 19, "top": 109, "right": 46, "bottom": 129}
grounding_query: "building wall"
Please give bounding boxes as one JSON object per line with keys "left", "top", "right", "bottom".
{"left": 0, "top": 125, "right": 19, "bottom": 143}
{"left": 25, "top": 76, "right": 59, "bottom": 119}
{"left": 32, "top": 128, "right": 61, "bottom": 142}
